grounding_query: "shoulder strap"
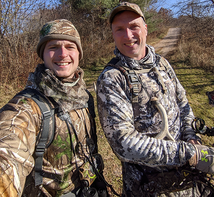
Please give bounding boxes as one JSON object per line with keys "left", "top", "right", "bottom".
{"left": 158, "top": 55, "right": 177, "bottom": 88}
{"left": 106, "top": 55, "right": 177, "bottom": 103}
{"left": 15, "top": 88, "right": 55, "bottom": 186}
{"left": 106, "top": 58, "right": 141, "bottom": 103}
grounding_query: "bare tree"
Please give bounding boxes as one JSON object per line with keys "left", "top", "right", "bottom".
{"left": 0, "top": 0, "right": 58, "bottom": 87}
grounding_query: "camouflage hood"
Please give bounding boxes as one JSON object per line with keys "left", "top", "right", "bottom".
{"left": 114, "top": 44, "right": 157, "bottom": 70}
{"left": 26, "top": 64, "right": 89, "bottom": 112}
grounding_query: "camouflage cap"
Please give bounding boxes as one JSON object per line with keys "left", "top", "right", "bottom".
{"left": 109, "top": 2, "right": 145, "bottom": 24}
{"left": 37, "top": 19, "right": 83, "bottom": 60}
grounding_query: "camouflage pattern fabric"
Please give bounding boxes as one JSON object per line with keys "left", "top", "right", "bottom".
{"left": 96, "top": 45, "right": 212, "bottom": 196}
{"left": 0, "top": 64, "right": 97, "bottom": 197}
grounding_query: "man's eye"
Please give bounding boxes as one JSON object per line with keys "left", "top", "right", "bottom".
{"left": 67, "top": 45, "right": 76, "bottom": 49}
{"left": 131, "top": 26, "right": 139, "bottom": 30}
{"left": 114, "top": 28, "right": 123, "bottom": 33}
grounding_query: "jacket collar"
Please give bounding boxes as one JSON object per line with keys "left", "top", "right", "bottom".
{"left": 114, "top": 45, "right": 157, "bottom": 70}
{"left": 25, "top": 64, "right": 89, "bottom": 112}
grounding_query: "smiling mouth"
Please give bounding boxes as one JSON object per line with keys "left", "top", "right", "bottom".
{"left": 55, "top": 62, "right": 70, "bottom": 66}
{"left": 125, "top": 42, "right": 135, "bottom": 47}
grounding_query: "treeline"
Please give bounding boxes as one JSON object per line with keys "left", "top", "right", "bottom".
{"left": 172, "top": 0, "right": 214, "bottom": 71}
{"left": 0, "top": 0, "right": 213, "bottom": 90}
{"left": 0, "top": 0, "right": 173, "bottom": 89}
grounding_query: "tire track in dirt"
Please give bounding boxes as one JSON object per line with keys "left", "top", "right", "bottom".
{"left": 154, "top": 27, "right": 181, "bottom": 57}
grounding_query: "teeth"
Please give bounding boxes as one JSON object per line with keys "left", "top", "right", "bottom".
{"left": 57, "top": 63, "right": 69, "bottom": 66}
{"left": 126, "top": 43, "right": 134, "bottom": 46}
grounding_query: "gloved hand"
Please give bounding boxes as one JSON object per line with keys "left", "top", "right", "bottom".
{"left": 189, "top": 144, "right": 214, "bottom": 175}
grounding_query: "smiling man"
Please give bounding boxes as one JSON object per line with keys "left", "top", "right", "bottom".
{"left": 0, "top": 19, "right": 107, "bottom": 197}
{"left": 111, "top": 10, "right": 147, "bottom": 60}
{"left": 43, "top": 40, "right": 80, "bottom": 79}
{"left": 97, "top": 2, "right": 214, "bottom": 197}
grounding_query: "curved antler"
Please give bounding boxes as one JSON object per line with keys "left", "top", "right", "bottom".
{"left": 151, "top": 97, "right": 175, "bottom": 142}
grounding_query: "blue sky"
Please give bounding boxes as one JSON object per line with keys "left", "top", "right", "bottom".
{"left": 162, "top": 0, "right": 177, "bottom": 9}
{"left": 154, "top": 0, "right": 179, "bottom": 16}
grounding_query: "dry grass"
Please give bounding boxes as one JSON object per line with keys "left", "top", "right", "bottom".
{"left": 177, "top": 37, "right": 214, "bottom": 72}
{"left": 96, "top": 119, "right": 123, "bottom": 196}
{"left": 0, "top": 84, "right": 22, "bottom": 108}
{"left": 170, "top": 43, "right": 214, "bottom": 147}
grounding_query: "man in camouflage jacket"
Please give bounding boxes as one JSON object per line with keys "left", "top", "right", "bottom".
{"left": 0, "top": 19, "right": 102, "bottom": 197}
{"left": 97, "top": 2, "right": 214, "bottom": 196}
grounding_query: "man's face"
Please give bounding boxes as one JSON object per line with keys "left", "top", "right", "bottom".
{"left": 112, "top": 11, "right": 147, "bottom": 60}
{"left": 43, "top": 40, "right": 79, "bottom": 79}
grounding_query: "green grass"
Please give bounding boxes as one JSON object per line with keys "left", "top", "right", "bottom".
{"left": 171, "top": 62, "right": 214, "bottom": 147}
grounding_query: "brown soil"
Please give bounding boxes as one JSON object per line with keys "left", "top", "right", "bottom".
{"left": 154, "top": 27, "right": 181, "bottom": 57}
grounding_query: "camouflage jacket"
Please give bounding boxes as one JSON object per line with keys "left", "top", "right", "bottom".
{"left": 97, "top": 46, "right": 198, "bottom": 194}
{"left": 0, "top": 64, "right": 97, "bottom": 197}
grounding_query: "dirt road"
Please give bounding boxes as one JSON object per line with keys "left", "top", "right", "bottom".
{"left": 154, "top": 27, "right": 181, "bottom": 57}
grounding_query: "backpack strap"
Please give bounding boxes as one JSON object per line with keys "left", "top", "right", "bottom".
{"left": 106, "top": 58, "right": 141, "bottom": 103}
{"left": 106, "top": 55, "right": 177, "bottom": 103}
{"left": 106, "top": 58, "right": 154, "bottom": 103}
{"left": 15, "top": 88, "right": 55, "bottom": 186}
{"left": 158, "top": 55, "right": 177, "bottom": 89}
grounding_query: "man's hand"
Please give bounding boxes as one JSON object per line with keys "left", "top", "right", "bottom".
{"left": 189, "top": 144, "right": 214, "bottom": 175}
{"left": 188, "top": 139, "right": 201, "bottom": 145}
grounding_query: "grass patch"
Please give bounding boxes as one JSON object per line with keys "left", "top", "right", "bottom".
{"left": 0, "top": 84, "right": 22, "bottom": 108}
{"left": 84, "top": 58, "right": 109, "bottom": 88}
{"left": 171, "top": 61, "right": 214, "bottom": 147}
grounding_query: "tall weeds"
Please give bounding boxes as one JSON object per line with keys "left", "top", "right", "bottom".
{"left": 176, "top": 16, "right": 214, "bottom": 72}
{"left": 177, "top": 39, "right": 214, "bottom": 71}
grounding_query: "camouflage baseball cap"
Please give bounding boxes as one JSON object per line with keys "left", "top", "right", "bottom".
{"left": 37, "top": 19, "right": 83, "bottom": 60}
{"left": 109, "top": 2, "right": 145, "bottom": 24}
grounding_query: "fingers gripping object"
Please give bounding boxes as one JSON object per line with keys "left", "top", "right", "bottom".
{"left": 151, "top": 97, "right": 175, "bottom": 142}
{"left": 193, "top": 144, "right": 214, "bottom": 175}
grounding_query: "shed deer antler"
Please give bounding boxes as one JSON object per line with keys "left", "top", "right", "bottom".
{"left": 151, "top": 97, "right": 175, "bottom": 141}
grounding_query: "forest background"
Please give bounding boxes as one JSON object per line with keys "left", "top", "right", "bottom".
{"left": 0, "top": 0, "right": 214, "bottom": 195}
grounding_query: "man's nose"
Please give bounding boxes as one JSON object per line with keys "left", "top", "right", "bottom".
{"left": 124, "top": 28, "right": 133, "bottom": 39}
{"left": 58, "top": 46, "right": 68, "bottom": 58}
